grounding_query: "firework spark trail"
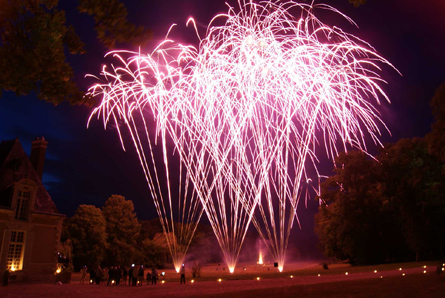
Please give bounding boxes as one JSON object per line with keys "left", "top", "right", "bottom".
{"left": 88, "top": 0, "right": 395, "bottom": 273}
{"left": 185, "top": 0, "right": 395, "bottom": 271}
{"left": 87, "top": 45, "right": 207, "bottom": 272}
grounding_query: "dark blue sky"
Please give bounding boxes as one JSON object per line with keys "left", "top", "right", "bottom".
{"left": 1, "top": 0, "right": 445, "bottom": 255}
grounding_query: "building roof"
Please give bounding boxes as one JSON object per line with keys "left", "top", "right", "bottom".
{"left": 0, "top": 138, "right": 59, "bottom": 214}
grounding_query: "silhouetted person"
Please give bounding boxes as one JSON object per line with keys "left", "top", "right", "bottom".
{"left": 117, "top": 266, "right": 122, "bottom": 285}
{"left": 151, "top": 267, "right": 158, "bottom": 285}
{"left": 180, "top": 264, "right": 186, "bottom": 284}
{"left": 146, "top": 271, "right": 151, "bottom": 285}
{"left": 129, "top": 266, "right": 134, "bottom": 286}
{"left": 2, "top": 269, "right": 10, "bottom": 286}
{"left": 107, "top": 267, "right": 114, "bottom": 286}
{"left": 138, "top": 266, "right": 144, "bottom": 286}
{"left": 122, "top": 267, "right": 128, "bottom": 285}
{"left": 437, "top": 261, "right": 444, "bottom": 275}
{"left": 89, "top": 267, "right": 96, "bottom": 285}
{"left": 96, "top": 266, "right": 102, "bottom": 284}
{"left": 80, "top": 266, "right": 87, "bottom": 285}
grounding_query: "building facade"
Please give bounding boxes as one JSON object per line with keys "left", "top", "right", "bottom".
{"left": 0, "top": 138, "right": 64, "bottom": 282}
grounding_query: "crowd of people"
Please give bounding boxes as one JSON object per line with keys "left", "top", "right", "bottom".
{"left": 80, "top": 265, "right": 161, "bottom": 286}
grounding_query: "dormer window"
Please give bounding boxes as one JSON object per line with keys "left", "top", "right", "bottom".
{"left": 15, "top": 190, "right": 31, "bottom": 220}
{"left": 13, "top": 179, "right": 37, "bottom": 221}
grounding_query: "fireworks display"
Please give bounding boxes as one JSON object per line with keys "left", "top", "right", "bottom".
{"left": 88, "top": 0, "right": 394, "bottom": 272}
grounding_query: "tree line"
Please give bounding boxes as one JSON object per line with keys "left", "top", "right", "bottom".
{"left": 315, "top": 83, "right": 445, "bottom": 265}
{"left": 61, "top": 195, "right": 221, "bottom": 271}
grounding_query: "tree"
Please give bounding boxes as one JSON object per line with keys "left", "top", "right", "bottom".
{"left": 138, "top": 232, "right": 173, "bottom": 268}
{"left": 349, "top": 0, "right": 367, "bottom": 7}
{"left": 101, "top": 194, "right": 141, "bottom": 266}
{"left": 378, "top": 138, "right": 445, "bottom": 261}
{"left": 315, "top": 150, "right": 402, "bottom": 264}
{"left": 316, "top": 137, "right": 445, "bottom": 264}
{"left": 77, "top": 0, "right": 152, "bottom": 49}
{"left": 65, "top": 204, "right": 107, "bottom": 270}
{"left": 426, "top": 83, "right": 445, "bottom": 162}
{"left": 0, "top": 0, "right": 151, "bottom": 105}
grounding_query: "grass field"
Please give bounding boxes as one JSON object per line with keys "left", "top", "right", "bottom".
{"left": 1, "top": 261, "right": 444, "bottom": 297}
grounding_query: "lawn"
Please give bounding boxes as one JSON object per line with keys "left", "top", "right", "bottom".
{"left": 1, "top": 261, "right": 444, "bottom": 297}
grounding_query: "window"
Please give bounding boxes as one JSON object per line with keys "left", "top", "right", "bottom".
{"left": 7, "top": 231, "right": 25, "bottom": 271}
{"left": 15, "top": 190, "right": 30, "bottom": 220}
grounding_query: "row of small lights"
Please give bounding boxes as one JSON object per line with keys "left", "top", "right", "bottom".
{"left": 186, "top": 263, "right": 444, "bottom": 283}
{"left": 86, "top": 263, "right": 444, "bottom": 285}
{"left": 313, "top": 264, "right": 443, "bottom": 279}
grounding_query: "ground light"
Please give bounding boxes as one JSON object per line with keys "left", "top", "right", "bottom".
{"left": 345, "top": 272, "right": 348, "bottom": 275}
{"left": 218, "top": 279, "right": 222, "bottom": 283}
{"left": 374, "top": 270, "right": 377, "bottom": 273}
{"left": 191, "top": 280, "right": 194, "bottom": 283}
{"left": 290, "top": 275, "right": 294, "bottom": 279}
{"left": 256, "top": 277, "right": 260, "bottom": 281}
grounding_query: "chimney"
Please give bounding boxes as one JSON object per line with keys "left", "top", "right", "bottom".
{"left": 30, "top": 137, "right": 48, "bottom": 180}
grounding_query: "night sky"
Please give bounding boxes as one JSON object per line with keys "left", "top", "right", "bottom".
{"left": 1, "top": 0, "right": 445, "bottom": 256}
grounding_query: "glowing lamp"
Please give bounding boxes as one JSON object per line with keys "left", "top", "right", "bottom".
{"left": 290, "top": 275, "right": 293, "bottom": 279}
{"left": 374, "top": 270, "right": 377, "bottom": 273}
{"left": 191, "top": 280, "right": 194, "bottom": 283}
{"left": 402, "top": 273, "right": 405, "bottom": 276}
{"left": 218, "top": 279, "right": 222, "bottom": 282}
{"left": 317, "top": 274, "right": 320, "bottom": 277}
{"left": 423, "top": 265, "right": 427, "bottom": 269}
{"left": 380, "top": 276, "right": 383, "bottom": 279}
{"left": 399, "top": 268, "right": 402, "bottom": 271}
{"left": 256, "top": 277, "right": 260, "bottom": 281}
{"left": 345, "top": 272, "right": 348, "bottom": 276}
{"left": 56, "top": 268, "right": 61, "bottom": 274}
{"left": 90, "top": 279, "right": 93, "bottom": 284}
{"left": 161, "top": 281, "right": 165, "bottom": 284}
{"left": 112, "top": 280, "right": 115, "bottom": 284}
{"left": 423, "top": 270, "right": 426, "bottom": 274}
{"left": 442, "top": 268, "right": 444, "bottom": 272}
